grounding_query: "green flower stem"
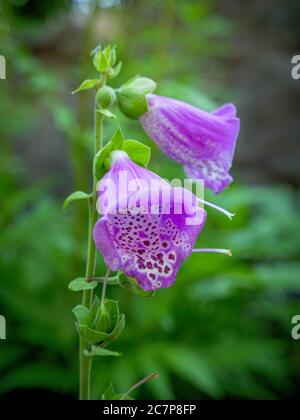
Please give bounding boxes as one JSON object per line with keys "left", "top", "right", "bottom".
{"left": 120, "top": 372, "right": 159, "bottom": 400}
{"left": 79, "top": 75, "right": 106, "bottom": 401}
{"left": 101, "top": 268, "right": 111, "bottom": 308}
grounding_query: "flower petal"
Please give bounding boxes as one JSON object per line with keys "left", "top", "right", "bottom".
{"left": 94, "top": 188, "right": 206, "bottom": 291}
{"left": 140, "top": 94, "right": 240, "bottom": 193}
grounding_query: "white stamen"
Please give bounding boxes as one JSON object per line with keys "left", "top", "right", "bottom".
{"left": 197, "top": 198, "right": 235, "bottom": 220}
{"left": 193, "top": 248, "right": 232, "bottom": 256}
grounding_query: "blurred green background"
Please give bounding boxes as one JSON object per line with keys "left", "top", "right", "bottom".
{"left": 1, "top": 0, "right": 300, "bottom": 400}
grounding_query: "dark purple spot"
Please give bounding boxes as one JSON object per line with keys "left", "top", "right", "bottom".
{"left": 146, "top": 261, "right": 153, "bottom": 269}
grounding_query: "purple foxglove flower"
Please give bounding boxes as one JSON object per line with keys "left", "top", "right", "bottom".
{"left": 139, "top": 94, "right": 240, "bottom": 193}
{"left": 93, "top": 151, "right": 207, "bottom": 291}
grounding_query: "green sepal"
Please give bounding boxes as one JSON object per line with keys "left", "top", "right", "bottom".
{"left": 93, "top": 133, "right": 151, "bottom": 180}
{"left": 104, "top": 313, "right": 125, "bottom": 346}
{"left": 84, "top": 346, "right": 121, "bottom": 358}
{"left": 63, "top": 191, "right": 90, "bottom": 210}
{"left": 72, "top": 79, "right": 100, "bottom": 94}
{"left": 76, "top": 312, "right": 125, "bottom": 346}
{"left": 105, "top": 299, "right": 120, "bottom": 326}
{"left": 94, "top": 50, "right": 108, "bottom": 73}
{"left": 93, "top": 44, "right": 117, "bottom": 73}
{"left": 68, "top": 277, "right": 97, "bottom": 292}
{"left": 93, "top": 141, "right": 113, "bottom": 180}
{"left": 95, "top": 304, "right": 112, "bottom": 333}
{"left": 111, "top": 127, "right": 125, "bottom": 150}
{"left": 72, "top": 305, "right": 89, "bottom": 325}
{"left": 109, "top": 46, "right": 117, "bottom": 67}
{"left": 118, "top": 273, "right": 155, "bottom": 298}
{"left": 86, "top": 296, "right": 101, "bottom": 328}
{"left": 116, "top": 76, "right": 157, "bottom": 119}
{"left": 122, "top": 139, "right": 151, "bottom": 168}
{"left": 108, "top": 61, "right": 122, "bottom": 79}
{"left": 76, "top": 323, "right": 110, "bottom": 344}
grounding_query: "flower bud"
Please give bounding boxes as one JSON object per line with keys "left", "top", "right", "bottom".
{"left": 116, "top": 76, "right": 157, "bottom": 119}
{"left": 96, "top": 86, "right": 116, "bottom": 109}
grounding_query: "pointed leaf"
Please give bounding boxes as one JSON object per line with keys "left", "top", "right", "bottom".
{"left": 68, "top": 277, "right": 97, "bottom": 292}
{"left": 63, "top": 191, "right": 90, "bottom": 210}
{"left": 72, "top": 79, "right": 100, "bottom": 94}
{"left": 84, "top": 346, "right": 122, "bottom": 357}
{"left": 122, "top": 140, "right": 151, "bottom": 167}
{"left": 110, "top": 128, "right": 125, "bottom": 150}
{"left": 97, "top": 109, "right": 116, "bottom": 119}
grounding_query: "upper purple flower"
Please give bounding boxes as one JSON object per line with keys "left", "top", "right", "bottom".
{"left": 93, "top": 151, "right": 206, "bottom": 291}
{"left": 139, "top": 94, "right": 240, "bottom": 193}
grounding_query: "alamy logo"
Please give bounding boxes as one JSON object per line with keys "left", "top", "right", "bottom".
{"left": 0, "top": 315, "right": 6, "bottom": 339}
{"left": 291, "top": 55, "right": 300, "bottom": 80}
{"left": 0, "top": 55, "right": 6, "bottom": 80}
{"left": 291, "top": 315, "right": 300, "bottom": 340}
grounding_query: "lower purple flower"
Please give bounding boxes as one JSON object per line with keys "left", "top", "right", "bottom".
{"left": 139, "top": 94, "right": 240, "bottom": 193}
{"left": 93, "top": 151, "right": 206, "bottom": 291}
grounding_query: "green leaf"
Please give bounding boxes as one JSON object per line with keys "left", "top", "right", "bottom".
{"left": 119, "top": 273, "right": 155, "bottom": 297}
{"left": 84, "top": 346, "right": 122, "bottom": 358}
{"left": 110, "top": 127, "right": 125, "bottom": 150}
{"left": 97, "top": 109, "right": 116, "bottom": 119}
{"left": 72, "top": 79, "right": 99, "bottom": 94}
{"left": 72, "top": 305, "right": 89, "bottom": 325}
{"left": 63, "top": 191, "right": 90, "bottom": 210}
{"left": 76, "top": 324, "right": 110, "bottom": 344}
{"left": 122, "top": 140, "right": 151, "bottom": 167}
{"left": 102, "top": 383, "right": 117, "bottom": 400}
{"left": 93, "top": 141, "right": 113, "bottom": 180}
{"left": 68, "top": 278, "right": 97, "bottom": 292}
{"left": 108, "top": 61, "right": 122, "bottom": 79}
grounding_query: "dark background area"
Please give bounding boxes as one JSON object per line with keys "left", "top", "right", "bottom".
{"left": 0, "top": 0, "right": 300, "bottom": 400}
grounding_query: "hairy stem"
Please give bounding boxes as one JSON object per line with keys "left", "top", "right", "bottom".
{"left": 79, "top": 81, "right": 105, "bottom": 401}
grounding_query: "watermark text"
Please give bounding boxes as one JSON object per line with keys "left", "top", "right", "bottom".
{"left": 0, "top": 55, "right": 6, "bottom": 80}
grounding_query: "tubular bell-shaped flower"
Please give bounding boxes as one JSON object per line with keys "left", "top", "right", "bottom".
{"left": 139, "top": 94, "right": 240, "bottom": 194}
{"left": 93, "top": 151, "right": 208, "bottom": 291}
